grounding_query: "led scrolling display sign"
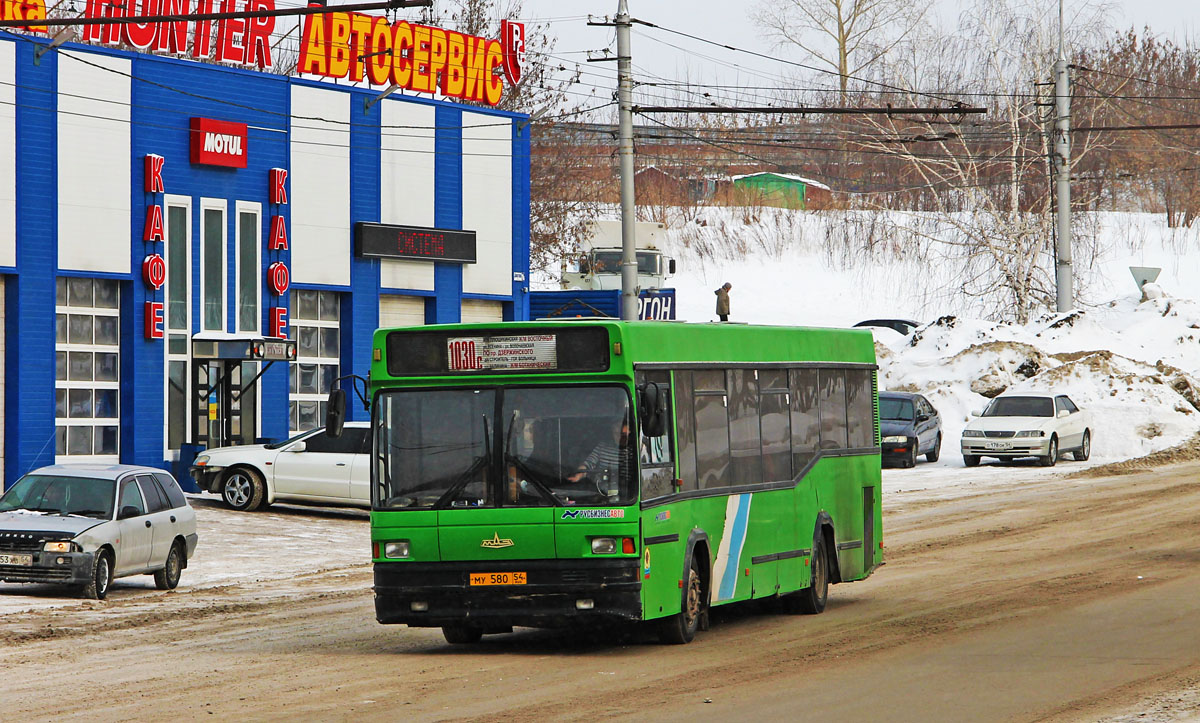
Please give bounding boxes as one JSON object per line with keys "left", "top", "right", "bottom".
{"left": 355, "top": 222, "right": 477, "bottom": 264}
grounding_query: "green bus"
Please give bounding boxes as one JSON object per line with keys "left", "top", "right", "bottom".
{"left": 328, "top": 320, "right": 882, "bottom": 644}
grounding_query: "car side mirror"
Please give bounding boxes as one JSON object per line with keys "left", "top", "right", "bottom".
{"left": 326, "top": 388, "right": 346, "bottom": 439}
{"left": 287, "top": 441, "right": 307, "bottom": 453}
{"left": 917, "top": 413, "right": 929, "bottom": 422}
{"left": 1057, "top": 409, "right": 1069, "bottom": 418}
{"left": 118, "top": 505, "right": 140, "bottom": 520}
{"left": 667, "top": 258, "right": 677, "bottom": 275}
{"left": 970, "top": 409, "right": 983, "bottom": 417}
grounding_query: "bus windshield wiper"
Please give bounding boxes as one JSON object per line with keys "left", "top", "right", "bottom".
{"left": 503, "top": 411, "right": 561, "bottom": 506}
{"left": 432, "top": 414, "right": 492, "bottom": 509}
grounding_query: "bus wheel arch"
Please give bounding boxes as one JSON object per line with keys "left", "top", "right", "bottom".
{"left": 815, "top": 512, "right": 842, "bottom": 585}
{"left": 659, "top": 531, "right": 711, "bottom": 644}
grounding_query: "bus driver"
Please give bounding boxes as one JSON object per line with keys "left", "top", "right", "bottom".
{"left": 567, "top": 416, "right": 633, "bottom": 494}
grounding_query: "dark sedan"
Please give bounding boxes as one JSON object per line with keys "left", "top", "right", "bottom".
{"left": 879, "top": 391, "right": 942, "bottom": 467}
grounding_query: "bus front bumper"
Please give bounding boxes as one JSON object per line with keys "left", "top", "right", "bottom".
{"left": 374, "top": 559, "right": 642, "bottom": 629}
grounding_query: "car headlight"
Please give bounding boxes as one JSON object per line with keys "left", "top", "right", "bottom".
{"left": 383, "top": 541, "right": 410, "bottom": 559}
{"left": 962, "top": 430, "right": 985, "bottom": 438}
{"left": 43, "top": 540, "right": 77, "bottom": 553}
{"left": 194, "top": 455, "right": 211, "bottom": 466}
{"left": 1015, "top": 430, "right": 1044, "bottom": 438}
{"left": 882, "top": 435, "right": 908, "bottom": 444}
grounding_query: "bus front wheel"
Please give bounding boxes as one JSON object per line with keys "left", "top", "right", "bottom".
{"left": 659, "top": 556, "right": 704, "bottom": 644}
{"left": 442, "top": 625, "right": 483, "bottom": 645}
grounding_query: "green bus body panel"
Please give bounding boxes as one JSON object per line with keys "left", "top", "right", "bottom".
{"left": 369, "top": 321, "right": 881, "bottom": 625}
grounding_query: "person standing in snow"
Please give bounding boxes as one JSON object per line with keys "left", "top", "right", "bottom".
{"left": 715, "top": 282, "right": 732, "bottom": 321}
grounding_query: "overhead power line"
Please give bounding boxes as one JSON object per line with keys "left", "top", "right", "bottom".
{"left": 633, "top": 105, "right": 988, "bottom": 116}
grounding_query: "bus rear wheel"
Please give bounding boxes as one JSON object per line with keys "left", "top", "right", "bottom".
{"left": 791, "top": 532, "right": 829, "bottom": 615}
{"left": 659, "top": 556, "right": 704, "bottom": 644}
{"left": 442, "top": 625, "right": 483, "bottom": 645}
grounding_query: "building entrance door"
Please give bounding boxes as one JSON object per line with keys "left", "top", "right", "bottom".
{"left": 194, "top": 360, "right": 259, "bottom": 449}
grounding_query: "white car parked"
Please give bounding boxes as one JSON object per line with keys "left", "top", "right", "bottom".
{"left": 0, "top": 464, "right": 198, "bottom": 599}
{"left": 961, "top": 392, "right": 1092, "bottom": 468}
{"left": 190, "top": 422, "right": 370, "bottom": 511}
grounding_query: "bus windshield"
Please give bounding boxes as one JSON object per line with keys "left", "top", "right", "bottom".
{"left": 375, "top": 385, "right": 635, "bottom": 509}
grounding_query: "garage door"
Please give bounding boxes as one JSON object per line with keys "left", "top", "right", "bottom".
{"left": 379, "top": 294, "right": 426, "bottom": 328}
{"left": 461, "top": 299, "right": 504, "bottom": 323}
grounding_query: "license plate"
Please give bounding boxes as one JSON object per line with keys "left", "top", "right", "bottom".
{"left": 987, "top": 441, "right": 1012, "bottom": 450}
{"left": 469, "top": 571, "right": 527, "bottom": 586}
{"left": 0, "top": 553, "right": 33, "bottom": 566}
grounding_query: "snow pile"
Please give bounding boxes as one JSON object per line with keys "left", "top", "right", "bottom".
{"left": 649, "top": 208, "right": 1200, "bottom": 469}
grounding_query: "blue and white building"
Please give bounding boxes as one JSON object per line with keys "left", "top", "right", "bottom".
{"left": 0, "top": 34, "right": 531, "bottom": 487}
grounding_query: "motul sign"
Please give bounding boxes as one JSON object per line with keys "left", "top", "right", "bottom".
{"left": 189, "top": 117, "right": 248, "bottom": 168}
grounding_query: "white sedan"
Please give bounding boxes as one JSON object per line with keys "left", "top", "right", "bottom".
{"left": 0, "top": 464, "right": 198, "bottom": 599}
{"left": 190, "top": 422, "right": 370, "bottom": 511}
{"left": 961, "top": 393, "right": 1092, "bottom": 467}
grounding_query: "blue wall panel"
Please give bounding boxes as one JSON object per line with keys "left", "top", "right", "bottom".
{"left": 431, "top": 106, "right": 463, "bottom": 325}
{"left": 346, "top": 90, "right": 381, "bottom": 422}
{"left": 512, "top": 119, "right": 532, "bottom": 321}
{"left": 5, "top": 43, "right": 58, "bottom": 486}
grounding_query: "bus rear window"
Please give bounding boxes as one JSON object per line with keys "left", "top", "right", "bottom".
{"left": 386, "top": 327, "right": 611, "bottom": 376}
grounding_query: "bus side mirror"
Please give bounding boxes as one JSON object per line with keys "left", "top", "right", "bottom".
{"left": 326, "top": 389, "right": 346, "bottom": 439}
{"left": 667, "top": 258, "right": 676, "bottom": 275}
{"left": 639, "top": 382, "right": 668, "bottom": 437}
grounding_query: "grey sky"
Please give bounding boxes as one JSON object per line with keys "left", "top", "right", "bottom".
{"left": 518, "top": 1, "right": 1197, "bottom": 104}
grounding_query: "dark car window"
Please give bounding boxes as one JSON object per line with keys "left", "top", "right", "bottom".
{"left": 1060, "top": 397, "right": 1079, "bottom": 413}
{"left": 118, "top": 479, "right": 146, "bottom": 517}
{"left": 984, "top": 396, "right": 1053, "bottom": 417}
{"left": 136, "top": 475, "right": 170, "bottom": 513}
{"left": 879, "top": 397, "right": 914, "bottom": 421}
{"left": 154, "top": 473, "right": 188, "bottom": 508}
{"left": 306, "top": 428, "right": 369, "bottom": 454}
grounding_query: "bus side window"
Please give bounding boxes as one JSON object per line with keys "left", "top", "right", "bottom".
{"left": 790, "top": 368, "right": 819, "bottom": 470}
{"left": 637, "top": 370, "right": 674, "bottom": 499}
{"left": 759, "top": 369, "right": 792, "bottom": 483}
{"left": 693, "top": 369, "right": 730, "bottom": 489}
{"left": 845, "top": 369, "right": 875, "bottom": 449}
{"left": 674, "top": 371, "right": 698, "bottom": 492}
{"left": 818, "top": 369, "right": 848, "bottom": 450}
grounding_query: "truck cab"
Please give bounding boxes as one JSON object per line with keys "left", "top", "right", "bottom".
{"left": 560, "top": 221, "right": 676, "bottom": 291}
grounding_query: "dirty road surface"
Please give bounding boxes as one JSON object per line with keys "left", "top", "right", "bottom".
{"left": 3, "top": 462, "right": 1200, "bottom": 722}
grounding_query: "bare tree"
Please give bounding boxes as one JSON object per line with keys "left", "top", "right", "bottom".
{"left": 752, "top": 0, "right": 929, "bottom": 97}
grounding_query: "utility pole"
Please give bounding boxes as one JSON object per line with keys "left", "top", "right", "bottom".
{"left": 1053, "top": 0, "right": 1073, "bottom": 312}
{"left": 615, "top": 0, "right": 639, "bottom": 321}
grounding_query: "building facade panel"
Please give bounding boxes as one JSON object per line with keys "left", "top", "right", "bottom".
{"left": 379, "top": 100, "right": 436, "bottom": 292}
{"left": 290, "top": 85, "right": 351, "bottom": 287}
{"left": 462, "top": 111, "right": 514, "bottom": 297}
{"left": 57, "top": 52, "right": 131, "bottom": 274}
{"left": 0, "top": 41, "right": 15, "bottom": 269}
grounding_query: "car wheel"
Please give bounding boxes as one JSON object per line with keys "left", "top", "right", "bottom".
{"left": 903, "top": 443, "right": 919, "bottom": 468}
{"left": 81, "top": 550, "right": 113, "bottom": 600}
{"left": 1039, "top": 436, "right": 1059, "bottom": 467}
{"left": 442, "top": 625, "right": 483, "bottom": 645}
{"left": 154, "top": 541, "right": 184, "bottom": 590}
{"left": 221, "top": 468, "right": 265, "bottom": 511}
{"left": 926, "top": 434, "right": 941, "bottom": 463}
{"left": 1073, "top": 430, "right": 1091, "bottom": 461}
{"left": 963, "top": 455, "right": 980, "bottom": 467}
{"left": 659, "top": 555, "right": 705, "bottom": 644}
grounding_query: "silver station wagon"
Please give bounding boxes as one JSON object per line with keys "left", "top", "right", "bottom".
{"left": 0, "top": 465, "right": 198, "bottom": 599}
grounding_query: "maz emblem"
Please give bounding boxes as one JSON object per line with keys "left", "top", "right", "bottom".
{"left": 481, "top": 533, "right": 514, "bottom": 549}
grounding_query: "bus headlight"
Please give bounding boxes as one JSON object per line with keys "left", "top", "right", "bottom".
{"left": 384, "top": 541, "right": 410, "bottom": 559}
{"left": 591, "top": 538, "right": 616, "bottom": 554}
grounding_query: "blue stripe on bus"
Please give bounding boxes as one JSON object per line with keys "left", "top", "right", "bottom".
{"left": 718, "top": 494, "right": 752, "bottom": 600}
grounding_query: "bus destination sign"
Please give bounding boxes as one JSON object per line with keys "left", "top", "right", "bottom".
{"left": 355, "top": 222, "right": 477, "bottom": 264}
{"left": 448, "top": 335, "right": 557, "bottom": 371}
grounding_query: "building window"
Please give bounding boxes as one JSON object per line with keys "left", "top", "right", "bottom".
{"left": 165, "top": 198, "right": 191, "bottom": 453}
{"left": 289, "top": 290, "right": 340, "bottom": 433}
{"left": 236, "top": 203, "right": 260, "bottom": 333}
{"left": 200, "top": 201, "right": 226, "bottom": 331}
{"left": 56, "top": 277, "right": 119, "bottom": 459}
